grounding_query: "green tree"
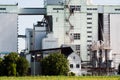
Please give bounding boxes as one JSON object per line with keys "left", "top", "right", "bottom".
{"left": 41, "top": 53, "right": 69, "bottom": 75}
{"left": 3, "top": 52, "right": 19, "bottom": 76}
{"left": 5, "top": 52, "right": 19, "bottom": 63}
{"left": 0, "top": 58, "right": 3, "bottom": 76}
{"left": 16, "top": 57, "right": 29, "bottom": 76}
{"left": 7, "top": 63, "right": 17, "bottom": 76}
{"left": 0, "top": 58, "right": 2, "bottom": 62}
{"left": 0, "top": 52, "right": 29, "bottom": 76}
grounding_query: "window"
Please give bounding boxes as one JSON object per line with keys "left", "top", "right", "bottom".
{"left": 87, "top": 18, "right": 92, "bottom": 20}
{"left": 76, "top": 45, "right": 80, "bottom": 50}
{"left": 87, "top": 27, "right": 92, "bottom": 29}
{"left": 87, "top": 13, "right": 92, "bottom": 15}
{"left": 87, "top": 53, "right": 90, "bottom": 56}
{"left": 73, "top": 56, "right": 75, "bottom": 59}
{"left": 87, "top": 8, "right": 97, "bottom": 10}
{"left": 56, "top": 17, "right": 58, "bottom": 22}
{"left": 87, "top": 22, "right": 92, "bottom": 24}
{"left": 76, "top": 45, "right": 80, "bottom": 55}
{"left": 87, "top": 49, "right": 90, "bottom": 51}
{"left": 53, "top": 8, "right": 64, "bottom": 10}
{"left": 70, "top": 5, "right": 81, "bottom": 11}
{"left": 87, "top": 40, "right": 92, "bottom": 42}
{"left": 87, "top": 31, "right": 92, "bottom": 33}
{"left": 70, "top": 6, "right": 75, "bottom": 13}
{"left": 76, "top": 64, "right": 80, "bottom": 68}
{"left": 87, "top": 45, "right": 92, "bottom": 49}
{"left": 115, "top": 9, "right": 120, "bottom": 11}
{"left": 70, "top": 64, "right": 73, "bottom": 68}
{"left": 77, "top": 51, "right": 80, "bottom": 55}
{"left": 74, "top": 33, "right": 80, "bottom": 40}
{"left": 0, "top": 8, "right": 6, "bottom": 10}
{"left": 76, "top": 6, "right": 81, "bottom": 11}
{"left": 93, "top": 8, "right": 97, "bottom": 10}
{"left": 87, "top": 36, "right": 92, "bottom": 38}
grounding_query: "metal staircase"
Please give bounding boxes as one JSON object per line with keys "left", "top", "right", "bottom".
{"left": 64, "top": 0, "right": 74, "bottom": 44}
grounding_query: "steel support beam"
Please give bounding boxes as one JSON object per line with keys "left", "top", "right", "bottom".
{"left": 18, "top": 8, "right": 46, "bottom": 15}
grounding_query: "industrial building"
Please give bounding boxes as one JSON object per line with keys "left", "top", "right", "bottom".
{"left": 25, "top": 20, "right": 82, "bottom": 75}
{"left": 0, "top": 4, "right": 18, "bottom": 53}
{"left": 22, "top": 0, "right": 120, "bottom": 75}
{"left": 42, "top": 0, "right": 120, "bottom": 70}
{"left": 1, "top": 0, "right": 120, "bottom": 75}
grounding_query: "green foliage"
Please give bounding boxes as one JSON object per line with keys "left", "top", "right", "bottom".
{"left": 7, "top": 63, "right": 17, "bottom": 76}
{"left": 0, "top": 58, "right": 2, "bottom": 62}
{"left": 0, "top": 76, "right": 120, "bottom": 80}
{"left": 0, "top": 58, "right": 3, "bottom": 75}
{"left": 2, "top": 52, "right": 19, "bottom": 76}
{"left": 17, "top": 57, "right": 29, "bottom": 76}
{"left": 68, "top": 72, "right": 75, "bottom": 76}
{"left": 0, "top": 52, "right": 29, "bottom": 76}
{"left": 41, "top": 53, "right": 69, "bottom": 76}
{"left": 5, "top": 52, "right": 19, "bottom": 63}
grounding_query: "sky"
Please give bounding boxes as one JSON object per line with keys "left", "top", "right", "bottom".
{"left": 0, "top": 0, "right": 120, "bottom": 52}
{"left": 93, "top": 0, "right": 120, "bottom": 5}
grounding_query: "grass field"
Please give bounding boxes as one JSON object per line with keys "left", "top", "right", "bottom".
{"left": 0, "top": 76, "right": 120, "bottom": 80}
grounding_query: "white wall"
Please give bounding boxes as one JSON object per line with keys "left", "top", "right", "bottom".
{"left": 110, "top": 14, "right": 120, "bottom": 54}
{"left": 110, "top": 14, "right": 120, "bottom": 69}
{"left": 47, "top": 5, "right": 65, "bottom": 47}
{"left": 0, "top": 5, "right": 17, "bottom": 13}
{"left": 47, "top": 4, "right": 99, "bottom": 61}
{"left": 42, "top": 33, "right": 58, "bottom": 49}
{"left": 67, "top": 52, "right": 81, "bottom": 76}
{"left": 0, "top": 13, "right": 18, "bottom": 52}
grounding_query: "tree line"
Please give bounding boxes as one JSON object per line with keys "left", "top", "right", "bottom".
{"left": 0, "top": 52, "right": 71, "bottom": 76}
{"left": 0, "top": 52, "right": 29, "bottom": 76}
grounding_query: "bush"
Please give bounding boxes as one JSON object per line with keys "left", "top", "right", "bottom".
{"left": 16, "top": 57, "right": 29, "bottom": 76}
{"left": 68, "top": 72, "right": 75, "bottom": 76}
{"left": 41, "top": 53, "right": 69, "bottom": 75}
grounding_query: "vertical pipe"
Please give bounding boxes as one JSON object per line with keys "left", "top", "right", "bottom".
{"left": 34, "top": 57, "right": 35, "bottom": 76}
{"left": 105, "top": 49, "right": 108, "bottom": 75}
